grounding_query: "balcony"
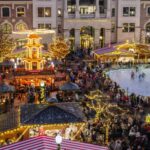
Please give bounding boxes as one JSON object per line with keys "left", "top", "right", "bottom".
{"left": 80, "top": 14, "right": 95, "bottom": 18}
{"left": 67, "top": 12, "right": 107, "bottom": 19}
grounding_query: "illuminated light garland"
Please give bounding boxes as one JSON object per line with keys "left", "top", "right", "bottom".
{"left": 146, "top": 114, "right": 150, "bottom": 123}
{"left": 48, "top": 37, "right": 70, "bottom": 59}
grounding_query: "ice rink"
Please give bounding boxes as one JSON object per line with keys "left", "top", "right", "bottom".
{"left": 107, "top": 67, "right": 150, "bottom": 96}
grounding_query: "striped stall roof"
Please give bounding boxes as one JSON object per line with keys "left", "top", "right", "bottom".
{"left": 0, "top": 136, "right": 108, "bottom": 150}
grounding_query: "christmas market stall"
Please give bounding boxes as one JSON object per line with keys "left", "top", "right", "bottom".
{"left": 93, "top": 41, "right": 150, "bottom": 63}
{"left": 0, "top": 103, "right": 86, "bottom": 146}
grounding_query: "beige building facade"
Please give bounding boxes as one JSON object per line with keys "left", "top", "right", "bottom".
{"left": 0, "top": 0, "right": 149, "bottom": 50}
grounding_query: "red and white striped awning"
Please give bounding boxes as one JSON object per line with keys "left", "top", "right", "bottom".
{"left": 0, "top": 136, "right": 108, "bottom": 150}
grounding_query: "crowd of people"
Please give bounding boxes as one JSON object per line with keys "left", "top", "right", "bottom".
{"left": 66, "top": 50, "right": 150, "bottom": 149}
{"left": 0, "top": 47, "right": 150, "bottom": 149}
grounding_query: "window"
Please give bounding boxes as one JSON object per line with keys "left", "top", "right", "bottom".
{"left": 112, "top": 8, "right": 115, "bottom": 17}
{"left": 1, "top": 23, "right": 12, "bottom": 34}
{"left": 129, "top": 23, "right": 135, "bottom": 32}
{"left": 58, "top": 25, "right": 62, "bottom": 33}
{"left": 122, "top": 23, "right": 129, "bottom": 32}
{"left": 58, "top": 9, "right": 62, "bottom": 17}
{"left": 123, "top": 7, "right": 129, "bottom": 16}
{"left": 38, "top": 24, "right": 51, "bottom": 29}
{"left": 2, "top": 7, "right": 10, "bottom": 17}
{"left": 38, "top": 7, "right": 51, "bottom": 17}
{"left": 111, "top": 23, "right": 115, "bottom": 33}
{"left": 146, "top": 23, "right": 150, "bottom": 32}
{"left": 130, "top": 7, "right": 136, "bottom": 16}
{"left": 147, "top": 7, "right": 150, "bottom": 16}
{"left": 17, "top": 7, "right": 25, "bottom": 17}
{"left": 123, "top": 7, "right": 136, "bottom": 16}
{"left": 122, "top": 23, "right": 135, "bottom": 32}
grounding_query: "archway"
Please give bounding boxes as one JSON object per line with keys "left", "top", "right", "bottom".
{"left": 80, "top": 26, "right": 95, "bottom": 48}
{"left": 69, "top": 28, "right": 75, "bottom": 50}
{"left": 0, "top": 23, "right": 12, "bottom": 34}
{"left": 16, "top": 22, "right": 28, "bottom": 31}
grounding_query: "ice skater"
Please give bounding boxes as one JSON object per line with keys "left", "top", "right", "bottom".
{"left": 135, "top": 66, "right": 139, "bottom": 72}
{"left": 139, "top": 74, "right": 142, "bottom": 81}
{"left": 139, "top": 72, "right": 145, "bottom": 81}
{"left": 131, "top": 71, "right": 135, "bottom": 79}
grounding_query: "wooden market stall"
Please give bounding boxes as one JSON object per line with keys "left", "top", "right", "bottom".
{"left": 0, "top": 103, "right": 85, "bottom": 145}
{"left": 93, "top": 41, "right": 150, "bottom": 63}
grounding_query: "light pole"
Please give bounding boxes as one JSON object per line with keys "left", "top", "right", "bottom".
{"left": 99, "top": 36, "right": 103, "bottom": 48}
{"left": 55, "top": 134, "right": 62, "bottom": 150}
{"left": 146, "top": 32, "right": 150, "bottom": 44}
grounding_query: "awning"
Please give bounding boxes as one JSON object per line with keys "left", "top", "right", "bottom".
{"left": 94, "top": 42, "right": 123, "bottom": 55}
{"left": 0, "top": 136, "right": 108, "bottom": 150}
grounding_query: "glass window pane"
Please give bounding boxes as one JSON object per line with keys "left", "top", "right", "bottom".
{"left": 38, "top": 8, "right": 44, "bottom": 17}
{"left": 2, "top": 8, "right": 10, "bottom": 17}
{"left": 122, "top": 23, "right": 128, "bottom": 32}
{"left": 129, "top": 23, "right": 135, "bottom": 32}
{"left": 45, "top": 8, "right": 51, "bottom": 17}
{"left": 123, "top": 7, "right": 129, "bottom": 16}
{"left": 130, "top": 7, "right": 136, "bottom": 16}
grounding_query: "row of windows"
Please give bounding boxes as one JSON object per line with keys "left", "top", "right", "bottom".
{"left": 122, "top": 23, "right": 135, "bottom": 32}
{"left": 123, "top": 7, "right": 136, "bottom": 17}
{"left": 2, "top": 7, "right": 25, "bottom": 17}
{"left": 1, "top": 7, "right": 54, "bottom": 18}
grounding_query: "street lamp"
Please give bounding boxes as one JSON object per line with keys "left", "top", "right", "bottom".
{"left": 55, "top": 134, "right": 62, "bottom": 150}
{"left": 146, "top": 32, "right": 150, "bottom": 44}
{"left": 99, "top": 36, "right": 103, "bottom": 48}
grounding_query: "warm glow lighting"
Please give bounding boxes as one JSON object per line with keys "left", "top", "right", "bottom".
{"left": 99, "top": 36, "right": 103, "bottom": 40}
{"left": 14, "top": 63, "right": 17, "bottom": 69}
{"left": 40, "top": 81, "right": 45, "bottom": 87}
{"left": 146, "top": 114, "right": 150, "bottom": 123}
{"left": 12, "top": 29, "right": 55, "bottom": 35}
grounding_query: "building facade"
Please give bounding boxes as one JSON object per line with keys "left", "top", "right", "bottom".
{"left": 0, "top": 0, "right": 32, "bottom": 33}
{"left": 141, "top": 0, "right": 150, "bottom": 44}
{"left": 0, "top": 0, "right": 147, "bottom": 50}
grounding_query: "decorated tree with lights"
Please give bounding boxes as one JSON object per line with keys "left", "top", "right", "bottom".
{"left": 48, "top": 37, "right": 70, "bottom": 60}
{"left": 0, "top": 29, "right": 15, "bottom": 62}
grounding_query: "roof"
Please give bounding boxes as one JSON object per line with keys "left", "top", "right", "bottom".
{"left": 28, "top": 34, "right": 40, "bottom": 39}
{"left": 94, "top": 43, "right": 123, "bottom": 55}
{"left": 20, "top": 103, "right": 85, "bottom": 125}
{"left": 0, "top": 136, "right": 108, "bottom": 150}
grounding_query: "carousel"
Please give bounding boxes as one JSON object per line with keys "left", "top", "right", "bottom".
{"left": 94, "top": 41, "right": 150, "bottom": 63}
{"left": 10, "top": 34, "right": 69, "bottom": 88}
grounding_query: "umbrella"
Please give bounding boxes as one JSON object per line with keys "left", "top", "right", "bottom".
{"left": 0, "top": 84, "right": 15, "bottom": 93}
{"left": 60, "top": 82, "right": 80, "bottom": 91}
{"left": 46, "top": 97, "right": 58, "bottom": 103}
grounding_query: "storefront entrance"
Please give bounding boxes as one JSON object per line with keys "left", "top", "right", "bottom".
{"left": 80, "top": 35, "right": 93, "bottom": 48}
{"left": 80, "top": 26, "right": 94, "bottom": 48}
